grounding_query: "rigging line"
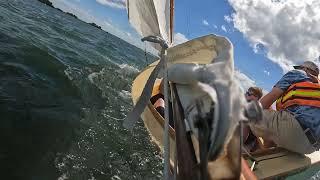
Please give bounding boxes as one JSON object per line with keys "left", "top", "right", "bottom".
{"left": 144, "top": 42, "right": 148, "bottom": 64}
{"left": 170, "top": 0, "right": 174, "bottom": 44}
{"left": 163, "top": 54, "right": 171, "bottom": 180}
{"left": 186, "top": 0, "right": 190, "bottom": 37}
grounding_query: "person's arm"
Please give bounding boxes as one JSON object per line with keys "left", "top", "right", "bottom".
{"left": 260, "top": 87, "right": 283, "bottom": 109}
{"left": 261, "top": 70, "right": 309, "bottom": 109}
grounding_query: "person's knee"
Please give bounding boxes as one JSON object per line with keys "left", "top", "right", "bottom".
{"left": 154, "top": 98, "right": 165, "bottom": 108}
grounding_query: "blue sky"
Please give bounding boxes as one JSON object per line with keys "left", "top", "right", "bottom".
{"left": 51, "top": 0, "right": 320, "bottom": 93}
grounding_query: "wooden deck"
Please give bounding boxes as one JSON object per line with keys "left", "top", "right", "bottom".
{"left": 244, "top": 147, "right": 320, "bottom": 179}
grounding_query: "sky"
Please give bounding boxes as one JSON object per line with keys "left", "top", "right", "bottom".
{"left": 51, "top": 0, "right": 320, "bottom": 93}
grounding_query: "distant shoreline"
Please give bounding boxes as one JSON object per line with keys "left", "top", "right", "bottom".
{"left": 37, "top": 0, "right": 102, "bottom": 30}
{"left": 36, "top": 0, "right": 157, "bottom": 57}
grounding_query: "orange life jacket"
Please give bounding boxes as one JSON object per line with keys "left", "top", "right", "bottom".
{"left": 276, "top": 81, "right": 320, "bottom": 111}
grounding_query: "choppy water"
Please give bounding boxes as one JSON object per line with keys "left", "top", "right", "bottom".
{"left": 0, "top": 0, "right": 162, "bottom": 179}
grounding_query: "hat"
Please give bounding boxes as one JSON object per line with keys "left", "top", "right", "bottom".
{"left": 293, "top": 61, "right": 319, "bottom": 76}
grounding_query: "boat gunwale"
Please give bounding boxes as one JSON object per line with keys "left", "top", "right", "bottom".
{"left": 147, "top": 103, "right": 176, "bottom": 138}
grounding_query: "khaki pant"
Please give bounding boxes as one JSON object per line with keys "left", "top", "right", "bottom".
{"left": 249, "top": 109, "right": 315, "bottom": 154}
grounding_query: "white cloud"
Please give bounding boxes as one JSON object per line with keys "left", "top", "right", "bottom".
{"left": 51, "top": 0, "right": 96, "bottom": 22}
{"left": 202, "top": 19, "right": 209, "bottom": 26}
{"left": 263, "top": 70, "right": 270, "bottom": 76}
{"left": 224, "top": 15, "right": 232, "bottom": 23}
{"left": 234, "top": 70, "right": 269, "bottom": 97}
{"left": 221, "top": 25, "right": 227, "bottom": 32}
{"left": 234, "top": 70, "right": 256, "bottom": 91}
{"left": 96, "top": 0, "right": 126, "bottom": 9}
{"left": 104, "top": 20, "right": 112, "bottom": 27}
{"left": 228, "top": 0, "right": 320, "bottom": 72}
{"left": 213, "top": 24, "right": 218, "bottom": 29}
{"left": 173, "top": 32, "right": 188, "bottom": 45}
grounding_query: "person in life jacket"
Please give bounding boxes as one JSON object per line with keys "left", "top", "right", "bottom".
{"left": 249, "top": 61, "right": 320, "bottom": 154}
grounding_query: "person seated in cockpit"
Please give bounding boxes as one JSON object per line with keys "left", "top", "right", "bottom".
{"left": 151, "top": 78, "right": 165, "bottom": 117}
{"left": 150, "top": 78, "right": 174, "bottom": 128}
{"left": 250, "top": 61, "right": 320, "bottom": 154}
{"left": 243, "top": 87, "right": 263, "bottom": 152}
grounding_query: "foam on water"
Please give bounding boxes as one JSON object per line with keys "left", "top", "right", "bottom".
{"left": 57, "top": 173, "right": 68, "bottom": 180}
{"left": 118, "top": 63, "right": 140, "bottom": 75}
{"left": 119, "top": 90, "right": 131, "bottom": 100}
{"left": 88, "top": 71, "right": 99, "bottom": 84}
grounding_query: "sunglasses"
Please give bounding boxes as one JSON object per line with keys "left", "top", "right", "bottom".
{"left": 245, "top": 91, "right": 256, "bottom": 97}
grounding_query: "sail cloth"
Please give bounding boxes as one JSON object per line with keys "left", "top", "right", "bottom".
{"left": 126, "top": 0, "right": 172, "bottom": 50}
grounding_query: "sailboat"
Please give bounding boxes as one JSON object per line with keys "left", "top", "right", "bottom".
{"left": 123, "top": 0, "right": 320, "bottom": 179}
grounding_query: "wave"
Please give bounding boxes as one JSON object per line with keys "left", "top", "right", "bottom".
{"left": 87, "top": 71, "right": 100, "bottom": 85}
{"left": 118, "top": 90, "right": 131, "bottom": 100}
{"left": 87, "top": 66, "right": 134, "bottom": 92}
{"left": 118, "top": 63, "right": 140, "bottom": 74}
{"left": 0, "top": 0, "right": 162, "bottom": 179}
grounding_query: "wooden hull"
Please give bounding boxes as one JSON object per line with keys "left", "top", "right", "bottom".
{"left": 131, "top": 60, "right": 176, "bottom": 166}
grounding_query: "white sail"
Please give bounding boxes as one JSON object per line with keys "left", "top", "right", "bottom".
{"left": 126, "top": 0, "right": 172, "bottom": 50}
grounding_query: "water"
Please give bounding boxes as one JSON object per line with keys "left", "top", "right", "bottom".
{"left": 0, "top": 0, "right": 162, "bottom": 179}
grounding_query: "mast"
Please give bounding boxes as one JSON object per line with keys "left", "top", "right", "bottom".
{"left": 124, "top": 2, "right": 175, "bottom": 179}
{"left": 126, "top": 0, "right": 129, "bottom": 19}
{"left": 170, "top": 0, "right": 174, "bottom": 44}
